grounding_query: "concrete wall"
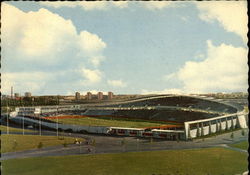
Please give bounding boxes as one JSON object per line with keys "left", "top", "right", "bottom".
{"left": 10, "top": 116, "right": 109, "bottom": 134}
{"left": 188, "top": 118, "right": 238, "bottom": 138}
{"left": 238, "top": 114, "right": 248, "bottom": 128}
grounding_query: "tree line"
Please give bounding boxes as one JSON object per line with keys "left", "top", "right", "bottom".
{"left": 1, "top": 96, "right": 60, "bottom": 107}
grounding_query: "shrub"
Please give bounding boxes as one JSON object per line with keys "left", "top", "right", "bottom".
{"left": 121, "top": 138, "right": 126, "bottom": 146}
{"left": 92, "top": 139, "right": 96, "bottom": 147}
{"left": 12, "top": 140, "right": 18, "bottom": 151}
{"left": 79, "top": 130, "right": 88, "bottom": 134}
{"left": 230, "top": 132, "right": 234, "bottom": 139}
{"left": 58, "top": 136, "right": 64, "bottom": 140}
{"left": 150, "top": 137, "right": 154, "bottom": 144}
{"left": 65, "top": 129, "right": 73, "bottom": 133}
{"left": 241, "top": 129, "right": 245, "bottom": 136}
{"left": 63, "top": 142, "right": 68, "bottom": 147}
{"left": 38, "top": 142, "right": 43, "bottom": 149}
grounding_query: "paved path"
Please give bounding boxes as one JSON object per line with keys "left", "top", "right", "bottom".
{"left": 1, "top": 129, "right": 248, "bottom": 160}
{"left": 218, "top": 144, "right": 248, "bottom": 154}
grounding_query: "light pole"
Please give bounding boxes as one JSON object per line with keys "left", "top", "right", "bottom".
{"left": 136, "top": 138, "right": 139, "bottom": 151}
{"left": 39, "top": 114, "right": 41, "bottom": 136}
{"left": 6, "top": 103, "right": 9, "bottom": 135}
{"left": 56, "top": 106, "right": 58, "bottom": 137}
{"left": 79, "top": 142, "right": 82, "bottom": 154}
{"left": 22, "top": 105, "right": 24, "bottom": 135}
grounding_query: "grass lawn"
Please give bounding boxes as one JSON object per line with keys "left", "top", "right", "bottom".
{"left": 230, "top": 141, "right": 248, "bottom": 150}
{"left": 1, "top": 147, "right": 248, "bottom": 175}
{"left": 50, "top": 117, "right": 171, "bottom": 128}
{"left": 1, "top": 134, "right": 84, "bottom": 153}
{"left": 0, "top": 125, "right": 35, "bottom": 133}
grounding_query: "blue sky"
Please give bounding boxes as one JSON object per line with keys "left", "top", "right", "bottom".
{"left": 1, "top": 1, "right": 248, "bottom": 96}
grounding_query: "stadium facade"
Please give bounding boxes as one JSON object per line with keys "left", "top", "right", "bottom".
{"left": 7, "top": 95, "right": 248, "bottom": 140}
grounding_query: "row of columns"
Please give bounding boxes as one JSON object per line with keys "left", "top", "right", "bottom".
{"left": 186, "top": 116, "right": 239, "bottom": 139}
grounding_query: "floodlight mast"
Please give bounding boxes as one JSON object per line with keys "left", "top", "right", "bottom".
{"left": 22, "top": 105, "right": 24, "bottom": 135}
{"left": 6, "top": 102, "right": 9, "bottom": 135}
{"left": 57, "top": 106, "right": 59, "bottom": 137}
{"left": 39, "top": 110, "right": 41, "bottom": 136}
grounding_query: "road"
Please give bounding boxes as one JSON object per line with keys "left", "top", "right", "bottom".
{"left": 1, "top": 129, "right": 248, "bottom": 160}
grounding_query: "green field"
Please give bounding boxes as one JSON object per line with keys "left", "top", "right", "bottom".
{"left": 1, "top": 134, "right": 84, "bottom": 153}
{"left": 2, "top": 147, "right": 248, "bottom": 175}
{"left": 0, "top": 125, "right": 35, "bottom": 133}
{"left": 50, "top": 117, "right": 170, "bottom": 128}
{"left": 230, "top": 141, "right": 248, "bottom": 150}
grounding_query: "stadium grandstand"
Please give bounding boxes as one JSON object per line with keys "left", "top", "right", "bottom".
{"left": 2, "top": 95, "right": 248, "bottom": 140}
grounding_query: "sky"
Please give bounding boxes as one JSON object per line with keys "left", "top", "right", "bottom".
{"left": 1, "top": 1, "right": 248, "bottom": 96}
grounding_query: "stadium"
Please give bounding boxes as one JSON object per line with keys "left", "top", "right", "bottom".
{"left": 5, "top": 95, "right": 248, "bottom": 140}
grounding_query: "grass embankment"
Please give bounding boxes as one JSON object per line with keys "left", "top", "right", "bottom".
{"left": 0, "top": 125, "right": 34, "bottom": 133}
{"left": 50, "top": 116, "right": 170, "bottom": 128}
{"left": 230, "top": 141, "right": 248, "bottom": 150}
{"left": 2, "top": 147, "right": 248, "bottom": 175}
{"left": 1, "top": 134, "right": 84, "bottom": 153}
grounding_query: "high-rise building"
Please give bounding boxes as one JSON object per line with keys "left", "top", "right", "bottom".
{"left": 86, "top": 92, "right": 92, "bottom": 100}
{"left": 97, "top": 92, "right": 103, "bottom": 100}
{"left": 108, "top": 92, "right": 113, "bottom": 100}
{"left": 25, "top": 92, "right": 32, "bottom": 97}
{"left": 75, "top": 92, "right": 80, "bottom": 100}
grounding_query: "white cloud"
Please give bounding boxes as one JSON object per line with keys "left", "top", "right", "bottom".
{"left": 1, "top": 3, "right": 108, "bottom": 94}
{"left": 88, "top": 56, "right": 105, "bottom": 67}
{"left": 40, "top": 2, "right": 78, "bottom": 9}
{"left": 107, "top": 80, "right": 127, "bottom": 88}
{"left": 194, "top": 53, "right": 205, "bottom": 60}
{"left": 111, "top": 1, "right": 128, "bottom": 9}
{"left": 141, "top": 88, "right": 184, "bottom": 95}
{"left": 40, "top": 1, "right": 128, "bottom": 11}
{"left": 195, "top": 1, "right": 248, "bottom": 43}
{"left": 176, "top": 40, "right": 248, "bottom": 93}
{"left": 1, "top": 3, "right": 107, "bottom": 65}
{"left": 40, "top": 1, "right": 106, "bottom": 10}
{"left": 141, "top": 1, "right": 184, "bottom": 10}
{"left": 180, "top": 16, "right": 189, "bottom": 22}
{"left": 163, "top": 73, "right": 176, "bottom": 81}
{"left": 80, "top": 68, "right": 102, "bottom": 84}
{"left": 1, "top": 72, "right": 50, "bottom": 94}
{"left": 141, "top": 1, "right": 173, "bottom": 10}
{"left": 78, "top": 31, "right": 106, "bottom": 55}
{"left": 1, "top": 3, "right": 77, "bottom": 59}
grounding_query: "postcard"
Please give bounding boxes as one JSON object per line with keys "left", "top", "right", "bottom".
{"left": 1, "top": 1, "right": 248, "bottom": 175}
